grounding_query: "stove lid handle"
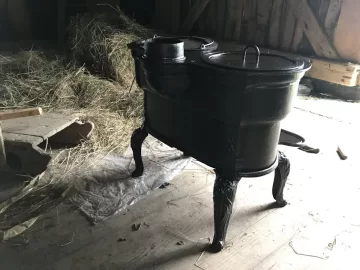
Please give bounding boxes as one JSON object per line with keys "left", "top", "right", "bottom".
{"left": 242, "top": 45, "right": 260, "bottom": 67}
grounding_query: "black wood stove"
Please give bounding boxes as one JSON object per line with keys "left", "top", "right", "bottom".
{"left": 128, "top": 36, "right": 311, "bottom": 252}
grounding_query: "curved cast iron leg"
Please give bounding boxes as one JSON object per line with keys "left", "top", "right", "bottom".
{"left": 272, "top": 151, "right": 290, "bottom": 207}
{"left": 211, "top": 171, "right": 241, "bottom": 253}
{"left": 131, "top": 127, "right": 148, "bottom": 177}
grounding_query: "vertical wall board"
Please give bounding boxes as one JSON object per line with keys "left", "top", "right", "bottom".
{"left": 255, "top": 0, "right": 272, "bottom": 45}
{"left": 281, "top": 2, "right": 296, "bottom": 50}
{"left": 268, "top": 0, "right": 284, "bottom": 49}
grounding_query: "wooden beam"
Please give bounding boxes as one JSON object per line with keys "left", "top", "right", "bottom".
{"left": 324, "top": 0, "right": 342, "bottom": 38}
{"left": 318, "top": 0, "right": 330, "bottom": 23}
{"left": 291, "top": 19, "right": 305, "bottom": 52}
{"left": 179, "top": 0, "right": 210, "bottom": 33}
{"left": 0, "top": 107, "right": 43, "bottom": 121}
{"left": 287, "top": 0, "right": 339, "bottom": 59}
{"left": 306, "top": 58, "right": 360, "bottom": 87}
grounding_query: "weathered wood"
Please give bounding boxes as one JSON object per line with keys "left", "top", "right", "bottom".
{"left": 324, "top": 0, "right": 342, "bottom": 38}
{"left": 242, "top": 0, "right": 257, "bottom": 43}
{"left": 318, "top": 0, "right": 330, "bottom": 23}
{"left": 224, "top": 0, "right": 235, "bottom": 40}
{"left": 152, "top": 0, "right": 175, "bottom": 32}
{"left": 180, "top": 0, "right": 192, "bottom": 23}
{"left": 0, "top": 125, "right": 6, "bottom": 167}
{"left": 306, "top": 58, "right": 360, "bottom": 87}
{"left": 215, "top": 0, "right": 225, "bottom": 39}
{"left": 255, "top": 0, "right": 272, "bottom": 45}
{"left": 233, "top": 0, "right": 244, "bottom": 41}
{"left": 1, "top": 114, "right": 82, "bottom": 145}
{"left": 223, "top": 0, "right": 244, "bottom": 41}
{"left": 269, "top": 0, "right": 284, "bottom": 48}
{"left": 0, "top": 107, "right": 43, "bottom": 121}
{"left": 180, "top": 0, "right": 210, "bottom": 33}
{"left": 281, "top": 2, "right": 296, "bottom": 50}
{"left": 291, "top": 19, "right": 305, "bottom": 52}
{"left": 288, "top": 0, "right": 339, "bottom": 59}
{"left": 171, "top": 0, "right": 181, "bottom": 32}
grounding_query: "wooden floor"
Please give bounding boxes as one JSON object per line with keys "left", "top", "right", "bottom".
{"left": 1, "top": 98, "right": 360, "bottom": 270}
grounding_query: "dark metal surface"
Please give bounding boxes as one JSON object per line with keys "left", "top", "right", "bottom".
{"left": 130, "top": 127, "right": 148, "bottom": 177}
{"left": 145, "top": 37, "right": 185, "bottom": 62}
{"left": 272, "top": 151, "right": 291, "bottom": 207}
{"left": 211, "top": 171, "right": 241, "bottom": 252}
{"left": 129, "top": 36, "right": 312, "bottom": 253}
{"left": 242, "top": 45, "right": 260, "bottom": 66}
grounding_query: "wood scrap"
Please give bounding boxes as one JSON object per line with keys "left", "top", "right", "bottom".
{"left": 306, "top": 58, "right": 360, "bottom": 87}
{"left": 336, "top": 146, "right": 348, "bottom": 160}
{"left": 0, "top": 107, "right": 43, "bottom": 121}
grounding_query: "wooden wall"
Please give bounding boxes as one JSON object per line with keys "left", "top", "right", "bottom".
{"left": 152, "top": 0, "right": 360, "bottom": 62}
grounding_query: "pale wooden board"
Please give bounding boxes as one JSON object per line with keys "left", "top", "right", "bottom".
{"left": 1, "top": 114, "right": 78, "bottom": 143}
{"left": 269, "top": 0, "right": 284, "bottom": 48}
{"left": 0, "top": 107, "right": 42, "bottom": 121}
{"left": 289, "top": 0, "right": 339, "bottom": 59}
{"left": 306, "top": 58, "right": 360, "bottom": 86}
{"left": 1, "top": 133, "right": 42, "bottom": 146}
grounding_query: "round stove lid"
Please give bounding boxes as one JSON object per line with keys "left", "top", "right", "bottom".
{"left": 176, "top": 36, "right": 218, "bottom": 51}
{"left": 201, "top": 45, "right": 305, "bottom": 72}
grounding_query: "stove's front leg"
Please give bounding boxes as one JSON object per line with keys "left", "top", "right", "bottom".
{"left": 211, "top": 171, "right": 241, "bottom": 252}
{"left": 131, "top": 127, "right": 148, "bottom": 177}
{"left": 272, "top": 151, "right": 290, "bottom": 207}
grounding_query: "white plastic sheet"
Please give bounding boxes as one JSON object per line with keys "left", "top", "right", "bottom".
{"left": 70, "top": 136, "right": 191, "bottom": 224}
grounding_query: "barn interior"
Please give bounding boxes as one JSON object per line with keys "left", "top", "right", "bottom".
{"left": 0, "top": 1, "right": 360, "bottom": 269}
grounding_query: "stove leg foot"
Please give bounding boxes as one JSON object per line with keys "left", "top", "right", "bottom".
{"left": 131, "top": 127, "right": 148, "bottom": 177}
{"left": 211, "top": 172, "right": 240, "bottom": 253}
{"left": 272, "top": 151, "right": 290, "bottom": 207}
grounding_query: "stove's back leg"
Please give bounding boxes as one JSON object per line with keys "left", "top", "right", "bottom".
{"left": 131, "top": 127, "right": 148, "bottom": 177}
{"left": 211, "top": 171, "right": 241, "bottom": 252}
{"left": 272, "top": 151, "right": 290, "bottom": 207}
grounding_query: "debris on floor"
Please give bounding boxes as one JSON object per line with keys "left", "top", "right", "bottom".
{"left": 132, "top": 223, "right": 141, "bottom": 231}
{"left": 337, "top": 146, "right": 348, "bottom": 160}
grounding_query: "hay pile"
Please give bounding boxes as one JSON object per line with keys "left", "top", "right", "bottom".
{"left": 68, "top": 10, "right": 150, "bottom": 85}
{"left": 0, "top": 11, "right": 153, "bottom": 235}
{"left": 0, "top": 10, "right": 151, "bottom": 155}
